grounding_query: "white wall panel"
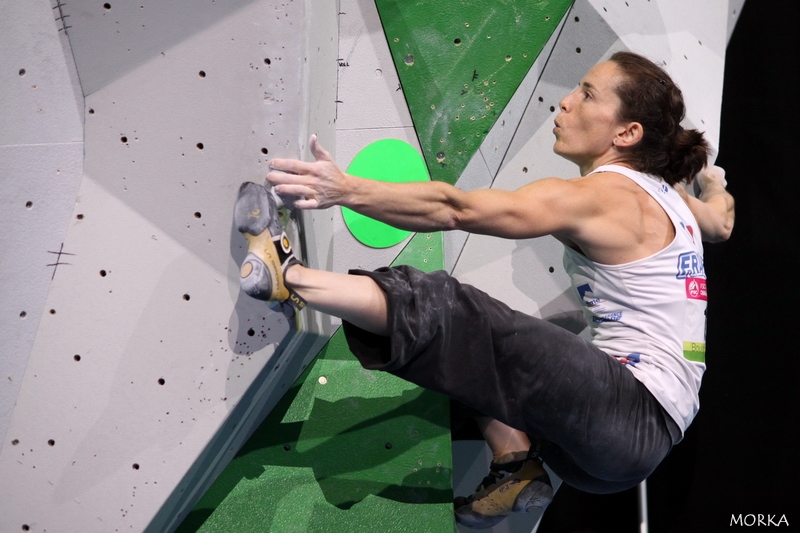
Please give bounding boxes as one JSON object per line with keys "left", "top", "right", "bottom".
{"left": 0, "top": 1, "right": 82, "bottom": 146}
{"left": 0, "top": 1, "right": 337, "bottom": 531}
{"left": 0, "top": 0, "right": 85, "bottom": 454}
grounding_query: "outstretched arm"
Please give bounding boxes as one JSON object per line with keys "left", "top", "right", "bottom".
{"left": 678, "top": 165, "right": 735, "bottom": 243}
{"left": 267, "top": 136, "right": 594, "bottom": 240}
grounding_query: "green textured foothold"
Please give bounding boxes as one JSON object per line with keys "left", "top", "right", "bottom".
{"left": 376, "top": 0, "right": 574, "bottom": 184}
{"left": 177, "top": 331, "right": 454, "bottom": 533}
{"left": 342, "top": 139, "right": 430, "bottom": 248}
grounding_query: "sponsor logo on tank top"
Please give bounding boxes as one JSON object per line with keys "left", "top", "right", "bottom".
{"left": 577, "top": 283, "right": 621, "bottom": 322}
{"left": 676, "top": 251, "right": 705, "bottom": 279}
{"left": 685, "top": 277, "right": 707, "bottom": 300}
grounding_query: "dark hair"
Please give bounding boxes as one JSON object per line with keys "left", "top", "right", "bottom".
{"left": 609, "top": 51, "right": 710, "bottom": 185}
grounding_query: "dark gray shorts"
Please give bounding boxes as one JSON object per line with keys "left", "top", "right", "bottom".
{"left": 342, "top": 266, "right": 681, "bottom": 493}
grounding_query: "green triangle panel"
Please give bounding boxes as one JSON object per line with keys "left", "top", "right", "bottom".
{"left": 375, "top": 0, "right": 574, "bottom": 184}
{"left": 177, "top": 236, "right": 450, "bottom": 531}
{"left": 391, "top": 231, "right": 444, "bottom": 270}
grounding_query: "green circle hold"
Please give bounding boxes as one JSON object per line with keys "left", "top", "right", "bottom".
{"left": 343, "top": 139, "right": 430, "bottom": 248}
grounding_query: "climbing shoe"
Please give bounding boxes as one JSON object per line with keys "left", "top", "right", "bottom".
{"left": 453, "top": 451, "right": 553, "bottom": 529}
{"left": 234, "top": 181, "right": 305, "bottom": 309}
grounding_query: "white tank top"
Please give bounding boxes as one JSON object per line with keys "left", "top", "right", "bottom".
{"left": 562, "top": 165, "right": 707, "bottom": 434}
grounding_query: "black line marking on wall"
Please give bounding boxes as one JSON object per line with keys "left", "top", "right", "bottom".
{"left": 52, "top": 0, "right": 72, "bottom": 33}
{"left": 47, "top": 243, "right": 75, "bottom": 280}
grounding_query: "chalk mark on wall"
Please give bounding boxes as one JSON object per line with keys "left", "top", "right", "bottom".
{"left": 52, "top": 1, "right": 72, "bottom": 34}
{"left": 46, "top": 243, "right": 74, "bottom": 280}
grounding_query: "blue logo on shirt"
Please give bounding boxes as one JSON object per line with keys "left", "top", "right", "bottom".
{"left": 592, "top": 312, "right": 622, "bottom": 324}
{"left": 676, "top": 251, "right": 705, "bottom": 279}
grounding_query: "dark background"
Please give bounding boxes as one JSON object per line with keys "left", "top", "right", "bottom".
{"left": 538, "top": 2, "right": 799, "bottom": 532}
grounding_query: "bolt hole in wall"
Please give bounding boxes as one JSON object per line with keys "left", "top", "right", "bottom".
{"left": 194, "top": 212, "right": 201, "bottom": 219}
{"left": 74, "top": 354, "right": 81, "bottom": 361}
{"left": 120, "top": 136, "right": 127, "bottom": 143}
{"left": 25, "top": 201, "right": 33, "bottom": 209}
{"left": 198, "top": 70, "right": 206, "bottom": 78}
{"left": 196, "top": 143, "right": 204, "bottom": 150}
{"left": 183, "top": 294, "right": 191, "bottom": 301}
{"left": 264, "top": 58, "right": 271, "bottom": 65}
{"left": 19, "top": 68, "right": 26, "bottom": 76}
{"left": 20, "top": 311, "right": 27, "bottom": 318}
{"left": 103, "top": 3, "right": 111, "bottom": 10}
{"left": 100, "top": 269, "right": 107, "bottom": 276}
{"left": 48, "top": 439, "right": 55, "bottom": 446}
{"left": 158, "top": 378, "right": 165, "bottom": 385}
{"left": 132, "top": 463, "right": 140, "bottom": 470}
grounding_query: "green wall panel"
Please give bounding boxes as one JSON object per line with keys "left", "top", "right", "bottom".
{"left": 375, "top": 0, "right": 574, "bottom": 184}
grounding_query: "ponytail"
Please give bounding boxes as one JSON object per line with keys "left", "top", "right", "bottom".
{"left": 664, "top": 127, "right": 710, "bottom": 186}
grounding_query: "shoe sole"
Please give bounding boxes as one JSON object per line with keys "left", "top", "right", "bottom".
{"left": 234, "top": 182, "right": 290, "bottom": 302}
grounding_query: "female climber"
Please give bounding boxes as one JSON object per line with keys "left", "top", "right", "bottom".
{"left": 233, "top": 51, "right": 734, "bottom": 529}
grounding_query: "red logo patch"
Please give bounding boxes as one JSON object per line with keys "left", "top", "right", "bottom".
{"left": 685, "top": 277, "right": 707, "bottom": 300}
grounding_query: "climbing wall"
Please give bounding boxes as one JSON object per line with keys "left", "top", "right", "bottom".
{"left": 0, "top": 0, "right": 744, "bottom": 532}
{"left": 0, "top": 1, "right": 338, "bottom": 531}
